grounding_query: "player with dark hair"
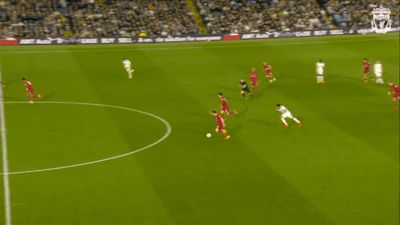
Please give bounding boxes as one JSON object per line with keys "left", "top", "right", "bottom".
{"left": 239, "top": 79, "right": 250, "bottom": 98}
{"left": 276, "top": 104, "right": 302, "bottom": 128}
{"left": 248, "top": 68, "right": 258, "bottom": 92}
{"left": 22, "top": 78, "right": 41, "bottom": 104}
{"left": 388, "top": 81, "right": 399, "bottom": 109}
{"left": 211, "top": 110, "right": 230, "bottom": 140}
{"left": 218, "top": 92, "right": 237, "bottom": 116}
{"left": 263, "top": 62, "right": 276, "bottom": 83}
{"left": 362, "top": 58, "right": 371, "bottom": 83}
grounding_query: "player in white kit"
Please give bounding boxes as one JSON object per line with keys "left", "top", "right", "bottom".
{"left": 373, "top": 60, "right": 384, "bottom": 84}
{"left": 122, "top": 58, "right": 134, "bottom": 79}
{"left": 316, "top": 59, "right": 325, "bottom": 84}
{"left": 276, "top": 104, "right": 302, "bottom": 128}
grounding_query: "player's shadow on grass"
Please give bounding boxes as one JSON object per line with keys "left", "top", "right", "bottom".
{"left": 251, "top": 90, "right": 266, "bottom": 98}
{"left": 180, "top": 127, "right": 207, "bottom": 136}
{"left": 40, "top": 92, "right": 54, "bottom": 100}
{"left": 2, "top": 96, "right": 21, "bottom": 101}
{"left": 186, "top": 111, "right": 210, "bottom": 119}
{"left": 246, "top": 118, "right": 275, "bottom": 127}
{"left": 2, "top": 78, "right": 20, "bottom": 86}
{"left": 236, "top": 106, "right": 249, "bottom": 117}
{"left": 229, "top": 124, "right": 243, "bottom": 132}
{"left": 324, "top": 73, "right": 340, "bottom": 81}
{"left": 215, "top": 86, "right": 238, "bottom": 92}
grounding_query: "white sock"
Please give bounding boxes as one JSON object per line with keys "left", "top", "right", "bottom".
{"left": 281, "top": 118, "right": 288, "bottom": 126}
{"left": 293, "top": 117, "right": 300, "bottom": 123}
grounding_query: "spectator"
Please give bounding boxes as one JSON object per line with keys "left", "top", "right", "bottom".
{"left": 325, "top": 0, "right": 399, "bottom": 29}
{"left": 195, "top": 0, "right": 334, "bottom": 34}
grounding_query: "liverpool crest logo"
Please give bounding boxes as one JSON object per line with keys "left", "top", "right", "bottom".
{"left": 371, "top": 5, "right": 392, "bottom": 34}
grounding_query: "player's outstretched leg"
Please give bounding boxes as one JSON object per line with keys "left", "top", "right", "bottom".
{"left": 293, "top": 117, "right": 302, "bottom": 127}
{"left": 375, "top": 78, "right": 384, "bottom": 84}
{"left": 241, "top": 90, "right": 247, "bottom": 98}
{"left": 317, "top": 75, "right": 324, "bottom": 84}
{"left": 220, "top": 109, "right": 225, "bottom": 116}
{"left": 222, "top": 129, "right": 230, "bottom": 140}
{"left": 28, "top": 94, "right": 34, "bottom": 104}
{"left": 226, "top": 110, "right": 238, "bottom": 116}
{"left": 392, "top": 98, "right": 399, "bottom": 110}
{"left": 281, "top": 118, "right": 289, "bottom": 128}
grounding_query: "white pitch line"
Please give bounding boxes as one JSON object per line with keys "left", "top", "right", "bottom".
{"left": 0, "top": 61, "right": 12, "bottom": 225}
{"left": 0, "top": 101, "right": 171, "bottom": 176}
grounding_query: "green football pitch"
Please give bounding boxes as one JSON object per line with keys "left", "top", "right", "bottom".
{"left": 0, "top": 33, "right": 398, "bottom": 225}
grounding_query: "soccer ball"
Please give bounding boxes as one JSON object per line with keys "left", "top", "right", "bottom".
{"left": 206, "top": 133, "right": 212, "bottom": 138}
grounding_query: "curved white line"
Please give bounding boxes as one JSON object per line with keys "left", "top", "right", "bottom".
{"left": 0, "top": 101, "right": 172, "bottom": 175}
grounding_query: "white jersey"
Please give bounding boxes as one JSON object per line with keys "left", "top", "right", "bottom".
{"left": 374, "top": 63, "right": 382, "bottom": 77}
{"left": 123, "top": 59, "right": 131, "bottom": 68}
{"left": 277, "top": 105, "right": 293, "bottom": 119}
{"left": 277, "top": 105, "right": 290, "bottom": 114}
{"left": 316, "top": 62, "right": 325, "bottom": 75}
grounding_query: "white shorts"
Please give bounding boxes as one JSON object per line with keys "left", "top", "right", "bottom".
{"left": 281, "top": 112, "right": 293, "bottom": 119}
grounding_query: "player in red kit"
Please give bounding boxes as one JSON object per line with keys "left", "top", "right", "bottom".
{"left": 218, "top": 92, "right": 237, "bottom": 116}
{"left": 362, "top": 58, "right": 371, "bottom": 83}
{"left": 263, "top": 62, "right": 276, "bottom": 83}
{"left": 211, "top": 110, "right": 230, "bottom": 140}
{"left": 388, "top": 81, "right": 400, "bottom": 109}
{"left": 22, "top": 78, "right": 41, "bottom": 104}
{"left": 249, "top": 68, "right": 258, "bottom": 92}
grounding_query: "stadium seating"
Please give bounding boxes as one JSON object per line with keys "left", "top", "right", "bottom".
{"left": 195, "top": 0, "right": 334, "bottom": 34}
{"left": 324, "top": 0, "right": 399, "bottom": 29}
{"left": 0, "top": 0, "right": 398, "bottom": 38}
{"left": 0, "top": 0, "right": 199, "bottom": 38}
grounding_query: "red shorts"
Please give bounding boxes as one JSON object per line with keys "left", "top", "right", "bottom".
{"left": 27, "top": 90, "right": 34, "bottom": 96}
{"left": 221, "top": 105, "right": 230, "bottom": 112}
{"left": 394, "top": 93, "right": 400, "bottom": 100}
{"left": 215, "top": 125, "right": 224, "bottom": 133}
{"left": 363, "top": 68, "right": 370, "bottom": 74}
{"left": 251, "top": 80, "right": 257, "bottom": 86}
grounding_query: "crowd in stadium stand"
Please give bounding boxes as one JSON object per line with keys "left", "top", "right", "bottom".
{"left": 0, "top": 0, "right": 398, "bottom": 38}
{"left": 195, "top": 0, "right": 334, "bottom": 34}
{"left": 324, "top": 0, "right": 399, "bottom": 29}
{"left": 0, "top": 0, "right": 199, "bottom": 38}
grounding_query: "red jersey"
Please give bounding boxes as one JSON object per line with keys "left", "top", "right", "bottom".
{"left": 249, "top": 71, "right": 257, "bottom": 82}
{"left": 23, "top": 80, "right": 34, "bottom": 93}
{"left": 390, "top": 83, "right": 400, "bottom": 96}
{"left": 213, "top": 114, "right": 224, "bottom": 127}
{"left": 363, "top": 60, "right": 370, "bottom": 73}
{"left": 219, "top": 96, "right": 228, "bottom": 108}
{"left": 263, "top": 64, "right": 272, "bottom": 75}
